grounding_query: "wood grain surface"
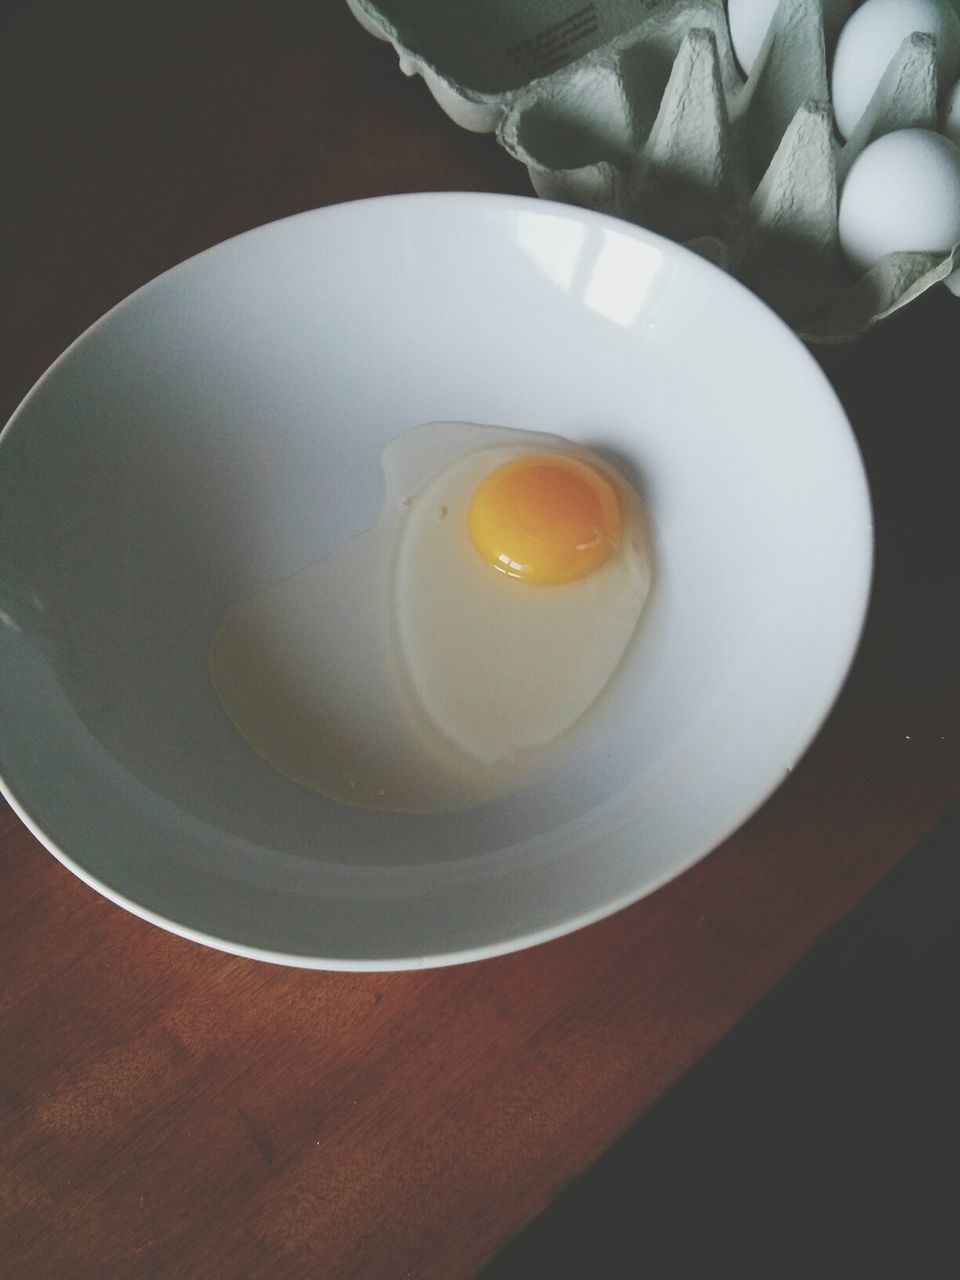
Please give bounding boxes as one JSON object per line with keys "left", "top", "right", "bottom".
{"left": 2, "top": 3, "right": 959, "bottom": 1277}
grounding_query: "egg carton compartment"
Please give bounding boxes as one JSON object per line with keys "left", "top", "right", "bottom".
{"left": 346, "top": 0, "right": 960, "bottom": 342}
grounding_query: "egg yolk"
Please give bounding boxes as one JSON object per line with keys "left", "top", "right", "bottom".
{"left": 467, "top": 453, "right": 622, "bottom": 584}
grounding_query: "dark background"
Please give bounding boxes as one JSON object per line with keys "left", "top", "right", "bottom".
{"left": 485, "top": 809, "right": 960, "bottom": 1279}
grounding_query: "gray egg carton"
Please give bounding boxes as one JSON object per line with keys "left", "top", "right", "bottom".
{"left": 346, "top": 0, "right": 960, "bottom": 342}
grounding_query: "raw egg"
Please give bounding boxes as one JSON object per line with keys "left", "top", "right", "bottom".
{"left": 209, "top": 422, "right": 653, "bottom": 812}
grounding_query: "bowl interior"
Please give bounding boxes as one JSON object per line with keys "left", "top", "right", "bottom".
{"left": 0, "top": 194, "right": 871, "bottom": 966}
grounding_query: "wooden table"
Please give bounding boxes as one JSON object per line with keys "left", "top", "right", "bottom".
{"left": 2, "top": 4, "right": 958, "bottom": 1276}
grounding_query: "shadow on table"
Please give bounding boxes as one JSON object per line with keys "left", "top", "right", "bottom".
{"left": 482, "top": 809, "right": 960, "bottom": 1280}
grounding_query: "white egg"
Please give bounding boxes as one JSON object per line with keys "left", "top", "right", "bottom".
{"left": 727, "top": 0, "right": 781, "bottom": 75}
{"left": 209, "top": 422, "right": 653, "bottom": 813}
{"left": 831, "top": 0, "right": 960, "bottom": 140}
{"left": 943, "top": 77, "right": 960, "bottom": 142}
{"left": 838, "top": 127, "right": 960, "bottom": 270}
{"left": 726, "top": 0, "right": 853, "bottom": 77}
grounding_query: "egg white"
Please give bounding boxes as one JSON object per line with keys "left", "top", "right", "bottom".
{"left": 209, "top": 421, "right": 653, "bottom": 812}
{"left": 392, "top": 436, "right": 651, "bottom": 767}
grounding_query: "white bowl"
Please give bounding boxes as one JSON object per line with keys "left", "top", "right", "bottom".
{"left": 0, "top": 193, "right": 872, "bottom": 969}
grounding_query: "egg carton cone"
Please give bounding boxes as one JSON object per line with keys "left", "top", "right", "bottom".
{"left": 346, "top": 0, "right": 960, "bottom": 342}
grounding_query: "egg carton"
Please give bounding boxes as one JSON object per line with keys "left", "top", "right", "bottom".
{"left": 346, "top": 0, "right": 960, "bottom": 342}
